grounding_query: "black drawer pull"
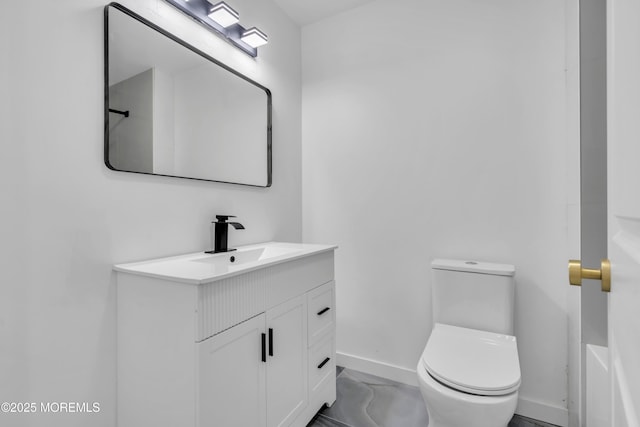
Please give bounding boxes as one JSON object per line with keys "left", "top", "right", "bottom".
{"left": 261, "top": 333, "right": 266, "bottom": 362}
{"left": 317, "top": 307, "right": 331, "bottom": 316}
{"left": 317, "top": 357, "right": 331, "bottom": 369}
{"left": 268, "top": 328, "right": 274, "bottom": 357}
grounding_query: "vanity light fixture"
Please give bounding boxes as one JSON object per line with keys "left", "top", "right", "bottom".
{"left": 241, "top": 27, "right": 268, "bottom": 48}
{"left": 162, "top": 0, "right": 267, "bottom": 57}
{"left": 207, "top": 1, "right": 239, "bottom": 27}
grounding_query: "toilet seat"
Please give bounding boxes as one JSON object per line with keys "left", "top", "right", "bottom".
{"left": 422, "top": 323, "right": 521, "bottom": 396}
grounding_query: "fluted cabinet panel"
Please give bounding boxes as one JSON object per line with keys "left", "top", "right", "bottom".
{"left": 197, "top": 269, "right": 269, "bottom": 341}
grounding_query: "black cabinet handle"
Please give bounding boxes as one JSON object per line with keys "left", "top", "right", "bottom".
{"left": 261, "top": 333, "right": 266, "bottom": 362}
{"left": 317, "top": 307, "right": 331, "bottom": 316}
{"left": 268, "top": 328, "right": 274, "bottom": 357}
{"left": 317, "top": 357, "right": 331, "bottom": 369}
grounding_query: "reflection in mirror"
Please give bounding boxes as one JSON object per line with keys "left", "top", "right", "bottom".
{"left": 105, "top": 3, "right": 272, "bottom": 187}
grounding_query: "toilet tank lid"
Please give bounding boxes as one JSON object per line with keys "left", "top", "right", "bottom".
{"left": 431, "top": 259, "right": 515, "bottom": 276}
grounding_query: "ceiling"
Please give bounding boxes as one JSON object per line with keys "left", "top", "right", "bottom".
{"left": 272, "top": 0, "right": 377, "bottom": 26}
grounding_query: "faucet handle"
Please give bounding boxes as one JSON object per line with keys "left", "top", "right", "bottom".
{"left": 215, "top": 215, "right": 236, "bottom": 222}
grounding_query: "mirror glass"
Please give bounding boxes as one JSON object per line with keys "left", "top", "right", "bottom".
{"left": 105, "top": 4, "right": 272, "bottom": 187}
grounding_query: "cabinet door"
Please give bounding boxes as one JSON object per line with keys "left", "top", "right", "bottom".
{"left": 266, "top": 296, "right": 308, "bottom": 427}
{"left": 198, "top": 314, "right": 266, "bottom": 427}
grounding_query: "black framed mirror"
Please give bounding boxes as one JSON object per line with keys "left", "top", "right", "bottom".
{"left": 104, "top": 3, "right": 272, "bottom": 187}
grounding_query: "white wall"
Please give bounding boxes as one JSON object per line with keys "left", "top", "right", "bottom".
{"left": 173, "top": 63, "right": 267, "bottom": 185}
{"left": 578, "top": 0, "right": 608, "bottom": 425}
{"left": 565, "top": 0, "right": 582, "bottom": 426}
{"left": 153, "top": 67, "right": 176, "bottom": 174}
{"left": 302, "top": 0, "right": 571, "bottom": 425}
{"left": 0, "top": 0, "right": 300, "bottom": 426}
{"left": 579, "top": 0, "right": 608, "bottom": 347}
{"left": 109, "top": 69, "right": 154, "bottom": 173}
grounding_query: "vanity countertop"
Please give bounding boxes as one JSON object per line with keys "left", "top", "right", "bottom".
{"left": 114, "top": 241, "right": 337, "bottom": 285}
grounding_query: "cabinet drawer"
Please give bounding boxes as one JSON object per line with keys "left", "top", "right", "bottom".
{"left": 308, "top": 332, "right": 335, "bottom": 394}
{"left": 307, "top": 281, "right": 335, "bottom": 346}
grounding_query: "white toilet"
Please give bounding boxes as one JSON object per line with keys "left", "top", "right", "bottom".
{"left": 417, "top": 259, "right": 521, "bottom": 427}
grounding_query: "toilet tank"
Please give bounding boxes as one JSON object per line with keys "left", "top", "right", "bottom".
{"left": 431, "top": 259, "right": 516, "bottom": 335}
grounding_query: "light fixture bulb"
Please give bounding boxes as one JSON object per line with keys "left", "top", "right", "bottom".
{"left": 207, "top": 1, "right": 239, "bottom": 28}
{"left": 241, "top": 27, "right": 268, "bottom": 48}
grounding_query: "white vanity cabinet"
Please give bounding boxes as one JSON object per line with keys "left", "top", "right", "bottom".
{"left": 198, "top": 295, "right": 308, "bottom": 427}
{"left": 115, "top": 243, "right": 336, "bottom": 427}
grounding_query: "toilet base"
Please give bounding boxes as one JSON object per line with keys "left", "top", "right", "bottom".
{"left": 417, "top": 362, "right": 518, "bottom": 427}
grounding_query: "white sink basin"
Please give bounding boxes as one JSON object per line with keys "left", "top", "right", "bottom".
{"left": 114, "top": 242, "right": 336, "bottom": 284}
{"left": 192, "top": 245, "right": 302, "bottom": 268}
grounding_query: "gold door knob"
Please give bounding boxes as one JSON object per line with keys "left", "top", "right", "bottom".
{"left": 568, "top": 259, "right": 611, "bottom": 292}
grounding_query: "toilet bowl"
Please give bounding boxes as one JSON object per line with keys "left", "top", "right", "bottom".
{"left": 417, "top": 324, "right": 520, "bottom": 427}
{"left": 418, "top": 259, "right": 520, "bottom": 427}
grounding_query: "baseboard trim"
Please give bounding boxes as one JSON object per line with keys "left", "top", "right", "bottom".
{"left": 336, "top": 351, "right": 418, "bottom": 386}
{"left": 516, "top": 396, "right": 568, "bottom": 427}
{"left": 337, "top": 351, "right": 569, "bottom": 427}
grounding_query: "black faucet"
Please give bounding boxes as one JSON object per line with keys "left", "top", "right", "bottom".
{"left": 206, "top": 215, "right": 245, "bottom": 254}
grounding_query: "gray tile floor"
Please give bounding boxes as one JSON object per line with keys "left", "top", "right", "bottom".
{"left": 307, "top": 367, "right": 560, "bottom": 427}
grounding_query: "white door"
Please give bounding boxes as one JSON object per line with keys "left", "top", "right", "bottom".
{"left": 266, "top": 295, "right": 308, "bottom": 427}
{"left": 198, "top": 314, "right": 267, "bottom": 427}
{"left": 606, "top": 0, "right": 640, "bottom": 424}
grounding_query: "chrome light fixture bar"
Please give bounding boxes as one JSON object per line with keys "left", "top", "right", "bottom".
{"left": 162, "top": 0, "right": 267, "bottom": 57}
